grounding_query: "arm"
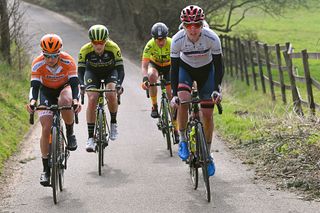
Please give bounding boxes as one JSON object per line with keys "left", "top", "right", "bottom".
{"left": 212, "top": 53, "right": 224, "bottom": 91}
{"left": 29, "top": 80, "right": 41, "bottom": 102}
{"left": 170, "top": 57, "right": 180, "bottom": 96}
{"left": 116, "top": 64, "right": 125, "bottom": 85}
{"left": 141, "top": 59, "right": 149, "bottom": 78}
{"left": 78, "top": 66, "right": 85, "bottom": 85}
{"left": 69, "top": 77, "right": 80, "bottom": 100}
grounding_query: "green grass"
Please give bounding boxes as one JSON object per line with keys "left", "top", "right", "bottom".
{"left": 221, "top": 2, "right": 320, "bottom": 114}
{"left": 213, "top": 2, "right": 320, "bottom": 149}
{"left": 230, "top": 2, "right": 320, "bottom": 52}
{"left": 0, "top": 62, "right": 30, "bottom": 172}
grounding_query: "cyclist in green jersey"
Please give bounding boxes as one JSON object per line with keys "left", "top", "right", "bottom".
{"left": 78, "top": 24, "right": 125, "bottom": 152}
{"left": 141, "top": 22, "right": 178, "bottom": 142}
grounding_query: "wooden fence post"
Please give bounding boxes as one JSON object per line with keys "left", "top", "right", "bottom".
{"left": 221, "top": 35, "right": 228, "bottom": 75}
{"left": 275, "top": 44, "right": 287, "bottom": 103}
{"left": 228, "top": 36, "right": 234, "bottom": 77}
{"left": 248, "top": 41, "right": 257, "bottom": 90}
{"left": 264, "top": 44, "right": 276, "bottom": 101}
{"left": 283, "top": 50, "right": 303, "bottom": 116}
{"left": 237, "top": 38, "right": 244, "bottom": 81}
{"left": 301, "top": 49, "right": 315, "bottom": 115}
{"left": 241, "top": 42, "right": 250, "bottom": 85}
{"left": 255, "top": 41, "right": 266, "bottom": 93}
{"left": 233, "top": 37, "right": 239, "bottom": 78}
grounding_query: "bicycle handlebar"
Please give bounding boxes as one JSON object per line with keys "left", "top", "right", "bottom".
{"left": 145, "top": 80, "right": 171, "bottom": 99}
{"left": 29, "top": 105, "right": 79, "bottom": 124}
{"left": 83, "top": 87, "right": 121, "bottom": 105}
{"left": 179, "top": 97, "right": 223, "bottom": 114}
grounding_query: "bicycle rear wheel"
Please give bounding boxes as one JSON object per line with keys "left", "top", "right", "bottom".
{"left": 196, "top": 122, "right": 211, "bottom": 202}
{"left": 51, "top": 127, "right": 59, "bottom": 204}
{"left": 161, "top": 99, "right": 172, "bottom": 157}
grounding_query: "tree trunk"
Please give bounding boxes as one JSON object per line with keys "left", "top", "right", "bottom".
{"left": 0, "top": 0, "right": 11, "bottom": 65}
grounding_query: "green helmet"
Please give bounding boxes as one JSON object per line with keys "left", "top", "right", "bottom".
{"left": 88, "top": 24, "right": 109, "bottom": 42}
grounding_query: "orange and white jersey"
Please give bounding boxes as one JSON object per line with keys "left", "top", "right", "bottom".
{"left": 31, "top": 51, "right": 77, "bottom": 89}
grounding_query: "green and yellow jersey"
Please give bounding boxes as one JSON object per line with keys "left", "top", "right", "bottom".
{"left": 78, "top": 39, "right": 124, "bottom": 85}
{"left": 142, "top": 37, "right": 171, "bottom": 67}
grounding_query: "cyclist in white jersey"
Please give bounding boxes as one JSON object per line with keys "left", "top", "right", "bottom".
{"left": 170, "top": 5, "right": 224, "bottom": 176}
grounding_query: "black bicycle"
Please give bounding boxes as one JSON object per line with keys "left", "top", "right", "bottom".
{"left": 29, "top": 105, "right": 78, "bottom": 204}
{"left": 181, "top": 89, "right": 222, "bottom": 202}
{"left": 147, "top": 75, "right": 176, "bottom": 157}
{"left": 82, "top": 80, "right": 118, "bottom": 176}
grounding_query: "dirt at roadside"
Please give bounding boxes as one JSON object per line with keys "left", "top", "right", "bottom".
{"left": 222, "top": 114, "right": 320, "bottom": 201}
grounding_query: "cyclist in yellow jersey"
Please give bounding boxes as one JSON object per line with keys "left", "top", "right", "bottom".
{"left": 141, "top": 22, "right": 171, "bottom": 117}
{"left": 78, "top": 24, "right": 125, "bottom": 152}
{"left": 141, "top": 22, "right": 178, "bottom": 142}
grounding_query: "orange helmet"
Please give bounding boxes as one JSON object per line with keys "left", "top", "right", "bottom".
{"left": 40, "top": 34, "right": 63, "bottom": 54}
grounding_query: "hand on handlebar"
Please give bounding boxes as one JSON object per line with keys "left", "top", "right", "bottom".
{"left": 170, "top": 96, "right": 180, "bottom": 109}
{"left": 72, "top": 99, "right": 82, "bottom": 114}
{"left": 26, "top": 99, "right": 37, "bottom": 114}
{"left": 211, "top": 91, "right": 222, "bottom": 104}
{"left": 116, "top": 84, "right": 124, "bottom": 95}
{"left": 141, "top": 76, "right": 150, "bottom": 90}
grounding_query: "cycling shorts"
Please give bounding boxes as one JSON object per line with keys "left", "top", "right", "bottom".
{"left": 38, "top": 85, "right": 70, "bottom": 117}
{"left": 178, "top": 62, "right": 214, "bottom": 100}
{"left": 149, "top": 62, "right": 170, "bottom": 82}
{"left": 84, "top": 69, "right": 118, "bottom": 89}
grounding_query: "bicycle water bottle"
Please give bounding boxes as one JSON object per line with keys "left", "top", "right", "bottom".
{"left": 189, "top": 126, "right": 196, "bottom": 153}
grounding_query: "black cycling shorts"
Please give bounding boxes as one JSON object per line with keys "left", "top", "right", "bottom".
{"left": 84, "top": 69, "right": 118, "bottom": 89}
{"left": 149, "top": 63, "right": 170, "bottom": 82}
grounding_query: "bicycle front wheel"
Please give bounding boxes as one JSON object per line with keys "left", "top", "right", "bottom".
{"left": 96, "top": 109, "right": 106, "bottom": 176}
{"left": 196, "top": 122, "right": 211, "bottom": 202}
{"left": 51, "top": 127, "right": 59, "bottom": 204}
{"left": 161, "top": 99, "right": 172, "bottom": 157}
{"left": 58, "top": 129, "right": 65, "bottom": 191}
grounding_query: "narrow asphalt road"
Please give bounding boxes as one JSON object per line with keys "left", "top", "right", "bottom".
{"left": 0, "top": 2, "right": 320, "bottom": 213}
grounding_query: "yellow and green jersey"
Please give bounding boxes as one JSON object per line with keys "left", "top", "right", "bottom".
{"left": 142, "top": 37, "right": 171, "bottom": 67}
{"left": 78, "top": 39, "right": 123, "bottom": 72}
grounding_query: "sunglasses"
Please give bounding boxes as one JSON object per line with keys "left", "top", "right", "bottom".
{"left": 184, "top": 22, "right": 202, "bottom": 30}
{"left": 155, "top": 38, "right": 166, "bottom": 42}
{"left": 92, "top": 40, "right": 106, "bottom": 45}
{"left": 43, "top": 53, "right": 60, "bottom": 59}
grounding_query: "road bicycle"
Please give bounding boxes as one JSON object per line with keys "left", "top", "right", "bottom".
{"left": 82, "top": 80, "right": 119, "bottom": 176}
{"left": 181, "top": 88, "right": 222, "bottom": 202}
{"left": 29, "top": 105, "right": 78, "bottom": 204}
{"left": 147, "top": 75, "right": 177, "bottom": 157}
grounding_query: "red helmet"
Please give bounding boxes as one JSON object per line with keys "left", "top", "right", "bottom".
{"left": 40, "top": 34, "right": 63, "bottom": 54}
{"left": 180, "top": 5, "right": 205, "bottom": 23}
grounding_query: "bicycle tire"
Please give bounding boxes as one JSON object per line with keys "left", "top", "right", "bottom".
{"left": 97, "top": 109, "right": 105, "bottom": 176}
{"left": 58, "top": 129, "right": 65, "bottom": 191}
{"left": 196, "top": 122, "right": 211, "bottom": 202}
{"left": 51, "top": 127, "right": 59, "bottom": 204}
{"left": 189, "top": 154, "right": 199, "bottom": 189}
{"left": 161, "top": 99, "right": 172, "bottom": 157}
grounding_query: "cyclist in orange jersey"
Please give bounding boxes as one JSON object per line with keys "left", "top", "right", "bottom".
{"left": 26, "top": 34, "right": 81, "bottom": 186}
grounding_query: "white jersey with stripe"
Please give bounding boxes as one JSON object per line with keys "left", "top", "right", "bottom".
{"left": 170, "top": 27, "right": 222, "bottom": 68}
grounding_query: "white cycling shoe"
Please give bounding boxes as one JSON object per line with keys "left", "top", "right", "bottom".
{"left": 86, "top": 138, "right": 96, "bottom": 152}
{"left": 110, "top": 123, "right": 118, "bottom": 141}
